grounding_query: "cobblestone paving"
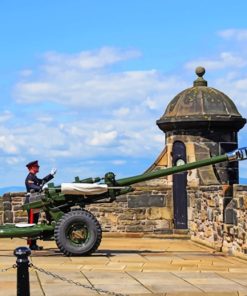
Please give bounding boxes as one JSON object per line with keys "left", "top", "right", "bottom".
{"left": 1, "top": 237, "right": 247, "bottom": 295}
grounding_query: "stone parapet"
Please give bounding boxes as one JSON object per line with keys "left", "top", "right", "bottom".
{"left": 86, "top": 186, "right": 173, "bottom": 233}
{"left": 2, "top": 183, "right": 247, "bottom": 258}
{"left": 1, "top": 192, "right": 27, "bottom": 224}
{"left": 189, "top": 184, "right": 247, "bottom": 257}
{"left": 0, "top": 197, "right": 3, "bottom": 224}
{"left": 221, "top": 184, "right": 247, "bottom": 255}
{"left": 188, "top": 185, "right": 224, "bottom": 251}
{"left": 0, "top": 186, "right": 173, "bottom": 234}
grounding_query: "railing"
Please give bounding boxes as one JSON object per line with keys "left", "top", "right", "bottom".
{"left": 1, "top": 247, "right": 129, "bottom": 296}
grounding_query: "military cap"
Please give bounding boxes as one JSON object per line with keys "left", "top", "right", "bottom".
{"left": 26, "top": 160, "right": 39, "bottom": 168}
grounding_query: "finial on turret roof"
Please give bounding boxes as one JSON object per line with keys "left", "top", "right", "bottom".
{"left": 194, "top": 66, "right": 207, "bottom": 87}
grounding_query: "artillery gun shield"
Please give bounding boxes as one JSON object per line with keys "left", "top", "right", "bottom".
{"left": 54, "top": 210, "right": 102, "bottom": 256}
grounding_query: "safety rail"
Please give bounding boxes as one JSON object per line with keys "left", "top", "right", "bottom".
{"left": 1, "top": 247, "right": 129, "bottom": 296}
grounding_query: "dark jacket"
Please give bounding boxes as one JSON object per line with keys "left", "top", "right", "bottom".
{"left": 25, "top": 172, "right": 54, "bottom": 192}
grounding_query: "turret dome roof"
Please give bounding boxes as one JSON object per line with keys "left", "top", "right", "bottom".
{"left": 157, "top": 67, "right": 246, "bottom": 131}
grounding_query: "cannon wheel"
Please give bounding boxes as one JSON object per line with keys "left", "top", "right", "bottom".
{"left": 54, "top": 210, "right": 102, "bottom": 256}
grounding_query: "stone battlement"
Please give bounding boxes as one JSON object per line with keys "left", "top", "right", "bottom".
{"left": 1, "top": 183, "right": 247, "bottom": 258}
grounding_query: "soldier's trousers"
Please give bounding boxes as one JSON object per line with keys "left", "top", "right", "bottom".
{"left": 27, "top": 209, "right": 39, "bottom": 246}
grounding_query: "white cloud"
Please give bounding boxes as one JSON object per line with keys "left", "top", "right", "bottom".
{"left": 153, "top": 134, "right": 165, "bottom": 144}
{"left": 144, "top": 97, "right": 158, "bottom": 110}
{"left": 111, "top": 160, "right": 126, "bottom": 165}
{"left": 113, "top": 107, "right": 130, "bottom": 117}
{"left": 0, "top": 114, "right": 165, "bottom": 181}
{"left": 88, "top": 130, "right": 118, "bottom": 146}
{"left": 4, "top": 42, "right": 247, "bottom": 187}
{"left": 14, "top": 48, "right": 182, "bottom": 108}
{"left": 0, "top": 123, "right": 67, "bottom": 159}
{"left": 0, "top": 111, "right": 12, "bottom": 123}
{"left": 44, "top": 47, "right": 141, "bottom": 70}
{"left": 214, "top": 76, "right": 247, "bottom": 111}
{"left": 20, "top": 69, "right": 33, "bottom": 77}
{"left": 185, "top": 52, "right": 247, "bottom": 71}
{"left": 19, "top": 82, "right": 57, "bottom": 94}
{"left": 15, "top": 82, "right": 59, "bottom": 103}
{"left": 183, "top": 29, "right": 247, "bottom": 120}
{"left": 6, "top": 156, "right": 25, "bottom": 165}
{"left": 0, "top": 133, "right": 18, "bottom": 153}
{"left": 218, "top": 29, "right": 247, "bottom": 41}
{"left": 37, "top": 115, "right": 54, "bottom": 123}
{"left": 234, "top": 78, "right": 247, "bottom": 90}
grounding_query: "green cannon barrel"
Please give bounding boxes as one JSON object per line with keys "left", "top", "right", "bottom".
{"left": 74, "top": 176, "right": 101, "bottom": 183}
{"left": 116, "top": 147, "right": 247, "bottom": 186}
{"left": 38, "top": 147, "right": 247, "bottom": 198}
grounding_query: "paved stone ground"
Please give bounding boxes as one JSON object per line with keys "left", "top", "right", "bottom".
{"left": 1, "top": 236, "right": 247, "bottom": 295}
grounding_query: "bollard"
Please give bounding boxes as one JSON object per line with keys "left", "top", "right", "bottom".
{"left": 14, "top": 247, "right": 31, "bottom": 296}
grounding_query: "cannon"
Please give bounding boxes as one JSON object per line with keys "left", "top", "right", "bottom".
{"left": 0, "top": 147, "right": 247, "bottom": 256}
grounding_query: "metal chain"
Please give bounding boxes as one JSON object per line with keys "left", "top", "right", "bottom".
{"left": 0, "top": 264, "right": 17, "bottom": 272}
{"left": 30, "top": 263, "right": 129, "bottom": 296}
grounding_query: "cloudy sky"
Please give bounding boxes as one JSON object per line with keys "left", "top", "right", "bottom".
{"left": 1, "top": 1, "right": 247, "bottom": 188}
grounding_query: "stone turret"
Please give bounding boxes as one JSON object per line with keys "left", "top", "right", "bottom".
{"left": 155, "top": 67, "right": 246, "bottom": 185}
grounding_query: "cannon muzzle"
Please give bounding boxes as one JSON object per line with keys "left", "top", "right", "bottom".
{"left": 227, "top": 147, "right": 247, "bottom": 162}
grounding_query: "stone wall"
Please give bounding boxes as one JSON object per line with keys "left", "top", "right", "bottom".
{"left": 2, "top": 184, "right": 247, "bottom": 258}
{"left": 1, "top": 192, "right": 27, "bottom": 224}
{"left": 188, "top": 185, "right": 225, "bottom": 250}
{"left": 188, "top": 184, "right": 247, "bottom": 257}
{"left": 223, "top": 185, "right": 247, "bottom": 256}
{"left": 86, "top": 186, "right": 173, "bottom": 233}
{"left": 0, "top": 197, "right": 3, "bottom": 224}
{"left": 0, "top": 185, "right": 173, "bottom": 234}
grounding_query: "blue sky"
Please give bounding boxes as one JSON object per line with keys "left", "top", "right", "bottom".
{"left": 1, "top": 1, "right": 247, "bottom": 187}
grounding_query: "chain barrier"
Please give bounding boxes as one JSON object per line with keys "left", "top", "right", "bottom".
{"left": 30, "top": 263, "right": 129, "bottom": 296}
{"left": 0, "top": 264, "right": 17, "bottom": 272}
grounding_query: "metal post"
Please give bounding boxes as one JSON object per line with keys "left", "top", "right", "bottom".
{"left": 14, "top": 247, "right": 31, "bottom": 296}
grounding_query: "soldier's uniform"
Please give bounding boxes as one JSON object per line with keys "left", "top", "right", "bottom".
{"left": 25, "top": 172, "right": 54, "bottom": 193}
{"left": 25, "top": 160, "right": 55, "bottom": 250}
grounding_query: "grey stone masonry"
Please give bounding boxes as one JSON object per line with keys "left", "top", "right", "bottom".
{"left": 0, "top": 197, "right": 3, "bottom": 225}
{"left": 2, "top": 192, "right": 27, "bottom": 223}
{"left": 188, "top": 185, "right": 225, "bottom": 251}
{"left": 0, "top": 185, "right": 173, "bottom": 234}
{"left": 2, "top": 183, "right": 247, "bottom": 259}
{"left": 86, "top": 186, "right": 173, "bottom": 233}
{"left": 188, "top": 184, "right": 247, "bottom": 257}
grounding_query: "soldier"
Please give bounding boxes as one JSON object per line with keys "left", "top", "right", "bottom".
{"left": 25, "top": 160, "right": 57, "bottom": 250}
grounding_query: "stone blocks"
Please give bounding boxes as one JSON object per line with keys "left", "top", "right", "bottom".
{"left": 0, "top": 192, "right": 27, "bottom": 224}
{"left": 189, "top": 184, "right": 247, "bottom": 257}
{"left": 86, "top": 186, "right": 173, "bottom": 233}
{"left": 1, "top": 181, "right": 247, "bottom": 258}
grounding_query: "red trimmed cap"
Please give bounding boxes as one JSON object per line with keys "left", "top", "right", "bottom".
{"left": 26, "top": 160, "right": 39, "bottom": 168}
